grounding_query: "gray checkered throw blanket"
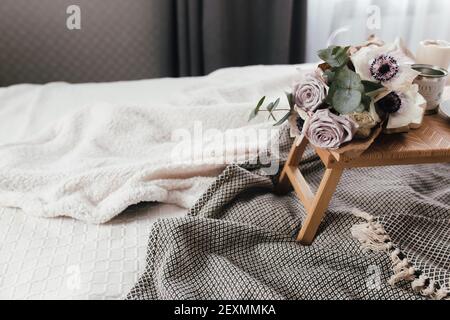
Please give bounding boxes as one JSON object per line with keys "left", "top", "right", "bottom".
{"left": 127, "top": 130, "right": 450, "bottom": 300}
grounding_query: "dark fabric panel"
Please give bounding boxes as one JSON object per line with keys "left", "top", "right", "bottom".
{"left": 289, "top": 0, "right": 308, "bottom": 63}
{"left": 174, "top": 0, "right": 308, "bottom": 77}
{"left": 0, "top": 0, "right": 176, "bottom": 85}
{"left": 175, "top": 0, "right": 204, "bottom": 76}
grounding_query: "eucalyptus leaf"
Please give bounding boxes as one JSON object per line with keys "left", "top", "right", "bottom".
{"left": 327, "top": 66, "right": 365, "bottom": 114}
{"left": 362, "top": 80, "right": 384, "bottom": 93}
{"left": 318, "top": 45, "right": 350, "bottom": 68}
{"left": 273, "top": 111, "right": 291, "bottom": 126}
{"left": 248, "top": 96, "right": 266, "bottom": 121}
{"left": 332, "top": 89, "right": 362, "bottom": 113}
{"left": 267, "top": 98, "right": 280, "bottom": 112}
{"left": 285, "top": 92, "right": 294, "bottom": 109}
{"left": 334, "top": 65, "right": 364, "bottom": 91}
{"left": 324, "top": 69, "right": 336, "bottom": 83}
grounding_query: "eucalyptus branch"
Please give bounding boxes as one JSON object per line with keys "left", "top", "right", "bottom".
{"left": 257, "top": 109, "right": 291, "bottom": 112}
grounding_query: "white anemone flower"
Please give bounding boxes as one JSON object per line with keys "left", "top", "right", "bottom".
{"left": 375, "top": 84, "right": 426, "bottom": 132}
{"left": 351, "top": 38, "right": 420, "bottom": 90}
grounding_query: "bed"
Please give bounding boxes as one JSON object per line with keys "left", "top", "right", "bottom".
{"left": 0, "top": 64, "right": 304, "bottom": 299}
{"left": 3, "top": 64, "right": 447, "bottom": 300}
{"left": 0, "top": 78, "right": 198, "bottom": 299}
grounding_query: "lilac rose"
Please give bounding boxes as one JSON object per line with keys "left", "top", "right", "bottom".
{"left": 302, "top": 109, "right": 358, "bottom": 149}
{"left": 293, "top": 72, "right": 328, "bottom": 113}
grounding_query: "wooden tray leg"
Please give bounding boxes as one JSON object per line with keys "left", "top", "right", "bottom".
{"left": 296, "top": 167, "right": 343, "bottom": 245}
{"left": 276, "top": 135, "right": 309, "bottom": 195}
{"left": 276, "top": 135, "right": 344, "bottom": 245}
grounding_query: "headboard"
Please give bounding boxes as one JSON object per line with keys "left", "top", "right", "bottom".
{"left": 0, "top": 0, "right": 176, "bottom": 85}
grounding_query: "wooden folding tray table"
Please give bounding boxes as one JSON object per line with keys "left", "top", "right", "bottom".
{"left": 276, "top": 114, "right": 450, "bottom": 245}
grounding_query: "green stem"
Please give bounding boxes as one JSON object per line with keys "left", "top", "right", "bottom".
{"left": 258, "top": 109, "right": 291, "bottom": 112}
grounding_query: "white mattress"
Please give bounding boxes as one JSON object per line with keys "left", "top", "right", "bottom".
{"left": 0, "top": 64, "right": 308, "bottom": 299}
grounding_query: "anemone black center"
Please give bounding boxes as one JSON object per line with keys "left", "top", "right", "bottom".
{"left": 376, "top": 92, "right": 402, "bottom": 114}
{"left": 379, "top": 63, "right": 391, "bottom": 75}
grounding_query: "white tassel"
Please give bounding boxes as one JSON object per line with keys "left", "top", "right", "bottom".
{"left": 351, "top": 207, "right": 450, "bottom": 300}
{"left": 350, "top": 209, "right": 391, "bottom": 253}
{"left": 421, "top": 280, "right": 436, "bottom": 297}
{"left": 350, "top": 223, "right": 391, "bottom": 252}
{"left": 389, "top": 266, "right": 415, "bottom": 285}
{"left": 390, "top": 249, "right": 402, "bottom": 264}
{"left": 393, "top": 259, "right": 409, "bottom": 273}
{"left": 435, "top": 287, "right": 450, "bottom": 300}
{"left": 411, "top": 275, "right": 427, "bottom": 292}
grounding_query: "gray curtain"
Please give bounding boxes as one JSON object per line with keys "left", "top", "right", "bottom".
{"left": 175, "top": 0, "right": 307, "bottom": 76}
{"left": 0, "top": 0, "right": 306, "bottom": 85}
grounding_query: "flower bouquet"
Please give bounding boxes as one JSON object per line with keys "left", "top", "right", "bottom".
{"left": 249, "top": 36, "right": 426, "bottom": 158}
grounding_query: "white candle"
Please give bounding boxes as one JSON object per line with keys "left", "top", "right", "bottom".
{"left": 416, "top": 40, "right": 450, "bottom": 70}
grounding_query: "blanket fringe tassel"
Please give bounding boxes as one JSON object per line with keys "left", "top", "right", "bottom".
{"left": 350, "top": 208, "right": 450, "bottom": 300}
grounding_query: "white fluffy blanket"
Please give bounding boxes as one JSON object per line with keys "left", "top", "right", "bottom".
{"left": 0, "top": 65, "right": 306, "bottom": 223}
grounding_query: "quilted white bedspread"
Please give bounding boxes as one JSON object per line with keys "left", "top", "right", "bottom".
{"left": 0, "top": 204, "right": 185, "bottom": 299}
